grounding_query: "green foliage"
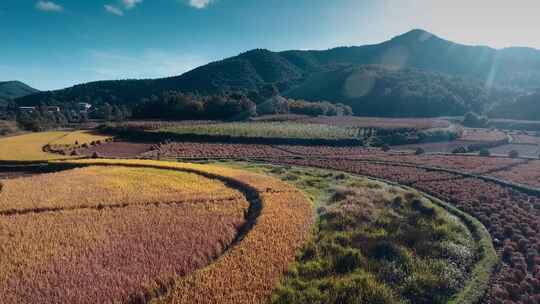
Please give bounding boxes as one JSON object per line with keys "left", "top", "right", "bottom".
{"left": 160, "top": 122, "right": 358, "bottom": 140}
{"left": 273, "top": 187, "right": 477, "bottom": 304}
{"left": 16, "top": 30, "right": 536, "bottom": 119}
{"left": 479, "top": 148, "right": 490, "bottom": 157}
{"left": 0, "top": 81, "right": 38, "bottom": 101}
{"left": 462, "top": 112, "right": 489, "bottom": 128}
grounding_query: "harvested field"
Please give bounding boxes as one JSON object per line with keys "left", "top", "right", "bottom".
{"left": 80, "top": 141, "right": 153, "bottom": 158}
{"left": 49, "top": 130, "right": 111, "bottom": 146}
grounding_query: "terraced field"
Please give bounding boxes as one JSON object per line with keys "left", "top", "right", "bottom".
{"left": 0, "top": 160, "right": 314, "bottom": 304}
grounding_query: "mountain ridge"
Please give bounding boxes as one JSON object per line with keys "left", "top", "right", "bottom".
{"left": 0, "top": 81, "right": 39, "bottom": 105}
{"left": 15, "top": 29, "right": 540, "bottom": 118}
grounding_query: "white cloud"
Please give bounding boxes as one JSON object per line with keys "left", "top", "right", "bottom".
{"left": 188, "top": 0, "right": 214, "bottom": 9}
{"left": 122, "top": 0, "right": 142, "bottom": 9}
{"left": 104, "top": 4, "right": 124, "bottom": 16}
{"left": 35, "top": 1, "right": 63, "bottom": 12}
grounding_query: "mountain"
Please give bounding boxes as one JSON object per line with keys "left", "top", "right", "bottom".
{"left": 490, "top": 89, "right": 540, "bottom": 120}
{"left": 16, "top": 29, "right": 540, "bottom": 117}
{"left": 0, "top": 81, "right": 39, "bottom": 105}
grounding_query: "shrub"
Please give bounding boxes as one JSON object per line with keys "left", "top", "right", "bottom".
{"left": 415, "top": 147, "right": 425, "bottom": 155}
{"left": 509, "top": 150, "right": 519, "bottom": 158}
{"left": 381, "top": 144, "right": 391, "bottom": 152}
{"left": 333, "top": 247, "right": 364, "bottom": 274}
{"left": 452, "top": 146, "right": 467, "bottom": 154}
{"left": 479, "top": 148, "right": 491, "bottom": 157}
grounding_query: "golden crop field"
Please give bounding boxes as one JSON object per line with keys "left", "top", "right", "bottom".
{"left": 0, "top": 130, "right": 110, "bottom": 162}
{"left": 0, "top": 160, "right": 314, "bottom": 304}
{"left": 61, "top": 160, "right": 314, "bottom": 304}
{"left": 0, "top": 164, "right": 250, "bottom": 303}
{"left": 0, "top": 166, "right": 242, "bottom": 213}
{"left": 0, "top": 131, "right": 71, "bottom": 161}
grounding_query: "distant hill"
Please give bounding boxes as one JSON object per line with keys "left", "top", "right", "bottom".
{"left": 0, "top": 81, "right": 39, "bottom": 105}
{"left": 16, "top": 29, "right": 540, "bottom": 117}
{"left": 490, "top": 90, "right": 540, "bottom": 120}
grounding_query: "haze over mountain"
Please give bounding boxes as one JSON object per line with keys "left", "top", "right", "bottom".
{"left": 16, "top": 29, "right": 540, "bottom": 118}
{"left": 0, "top": 81, "right": 39, "bottom": 105}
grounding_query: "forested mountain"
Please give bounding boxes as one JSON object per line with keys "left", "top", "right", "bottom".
{"left": 490, "top": 90, "right": 540, "bottom": 120}
{"left": 0, "top": 81, "right": 39, "bottom": 105}
{"left": 16, "top": 29, "right": 540, "bottom": 118}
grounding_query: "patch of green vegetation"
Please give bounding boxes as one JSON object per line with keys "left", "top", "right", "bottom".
{"left": 218, "top": 161, "right": 496, "bottom": 304}
{"left": 159, "top": 122, "right": 358, "bottom": 141}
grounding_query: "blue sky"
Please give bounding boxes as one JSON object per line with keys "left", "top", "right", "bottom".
{"left": 2, "top": 0, "right": 540, "bottom": 90}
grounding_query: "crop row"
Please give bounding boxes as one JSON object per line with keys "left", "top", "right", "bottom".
{"left": 1, "top": 202, "right": 247, "bottom": 304}
{"left": 157, "top": 122, "right": 359, "bottom": 140}
{"left": 153, "top": 142, "right": 523, "bottom": 174}
{"left": 490, "top": 160, "right": 540, "bottom": 188}
{"left": 0, "top": 166, "right": 241, "bottom": 214}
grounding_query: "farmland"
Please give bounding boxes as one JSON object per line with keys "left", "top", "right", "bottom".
{"left": 4, "top": 118, "right": 540, "bottom": 303}
{"left": 254, "top": 115, "right": 451, "bottom": 130}
{"left": 158, "top": 122, "right": 359, "bottom": 141}
{"left": 136, "top": 137, "right": 540, "bottom": 303}
{"left": 0, "top": 130, "right": 109, "bottom": 162}
{"left": 0, "top": 160, "right": 313, "bottom": 304}
{"left": 221, "top": 162, "right": 495, "bottom": 303}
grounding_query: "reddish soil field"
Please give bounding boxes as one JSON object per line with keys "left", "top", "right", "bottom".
{"left": 261, "top": 158, "right": 540, "bottom": 303}
{"left": 489, "top": 144, "right": 540, "bottom": 158}
{"left": 80, "top": 141, "right": 153, "bottom": 158}
{"left": 155, "top": 142, "right": 522, "bottom": 173}
{"left": 392, "top": 140, "right": 485, "bottom": 153}
{"left": 461, "top": 128, "right": 508, "bottom": 142}
{"left": 140, "top": 142, "right": 540, "bottom": 302}
{"left": 490, "top": 160, "right": 540, "bottom": 188}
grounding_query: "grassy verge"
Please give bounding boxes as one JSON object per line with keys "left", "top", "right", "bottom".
{"left": 219, "top": 161, "right": 497, "bottom": 304}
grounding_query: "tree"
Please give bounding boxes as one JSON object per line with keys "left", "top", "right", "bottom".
{"left": 479, "top": 148, "right": 490, "bottom": 157}
{"left": 463, "top": 112, "right": 489, "bottom": 128}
